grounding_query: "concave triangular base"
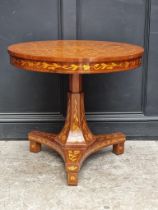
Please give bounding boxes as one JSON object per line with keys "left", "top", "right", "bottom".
{"left": 28, "top": 74, "right": 126, "bottom": 185}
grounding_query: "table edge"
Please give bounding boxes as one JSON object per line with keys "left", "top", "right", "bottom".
{"left": 9, "top": 55, "right": 143, "bottom": 74}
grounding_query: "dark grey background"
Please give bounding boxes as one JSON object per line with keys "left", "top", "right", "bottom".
{"left": 0, "top": 0, "right": 157, "bottom": 140}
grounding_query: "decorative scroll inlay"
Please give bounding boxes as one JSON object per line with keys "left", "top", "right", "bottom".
{"left": 72, "top": 98, "right": 80, "bottom": 131}
{"left": 67, "top": 166, "right": 78, "bottom": 171}
{"left": 68, "top": 150, "right": 80, "bottom": 162}
{"left": 11, "top": 56, "right": 142, "bottom": 73}
{"left": 70, "top": 175, "right": 76, "bottom": 181}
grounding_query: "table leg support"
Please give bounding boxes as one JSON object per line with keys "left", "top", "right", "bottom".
{"left": 30, "top": 140, "right": 41, "bottom": 153}
{"left": 113, "top": 142, "right": 124, "bottom": 155}
{"left": 67, "top": 172, "right": 78, "bottom": 186}
{"left": 27, "top": 74, "right": 126, "bottom": 186}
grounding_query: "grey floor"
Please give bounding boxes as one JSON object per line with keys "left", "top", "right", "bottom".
{"left": 0, "top": 141, "right": 158, "bottom": 210}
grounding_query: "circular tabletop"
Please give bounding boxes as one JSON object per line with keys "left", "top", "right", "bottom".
{"left": 8, "top": 40, "right": 144, "bottom": 74}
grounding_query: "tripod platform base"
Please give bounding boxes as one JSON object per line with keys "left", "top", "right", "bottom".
{"left": 29, "top": 131, "right": 125, "bottom": 186}
{"left": 28, "top": 75, "right": 126, "bottom": 186}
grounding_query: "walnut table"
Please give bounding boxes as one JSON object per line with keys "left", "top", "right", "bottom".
{"left": 8, "top": 40, "right": 144, "bottom": 185}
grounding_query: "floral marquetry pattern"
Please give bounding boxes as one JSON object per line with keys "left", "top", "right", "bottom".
{"left": 72, "top": 98, "right": 80, "bottom": 131}
{"left": 68, "top": 150, "right": 81, "bottom": 162}
{"left": 10, "top": 56, "right": 142, "bottom": 74}
{"left": 67, "top": 166, "right": 78, "bottom": 171}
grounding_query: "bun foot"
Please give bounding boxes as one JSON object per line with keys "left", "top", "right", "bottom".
{"left": 30, "top": 140, "right": 41, "bottom": 153}
{"left": 113, "top": 142, "right": 124, "bottom": 155}
{"left": 67, "top": 172, "right": 78, "bottom": 186}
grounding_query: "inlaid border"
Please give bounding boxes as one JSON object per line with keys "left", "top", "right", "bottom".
{"left": 10, "top": 56, "right": 142, "bottom": 74}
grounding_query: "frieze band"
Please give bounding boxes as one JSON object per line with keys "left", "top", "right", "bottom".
{"left": 10, "top": 56, "right": 142, "bottom": 74}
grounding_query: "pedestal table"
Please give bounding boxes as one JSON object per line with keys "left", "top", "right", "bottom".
{"left": 8, "top": 40, "right": 144, "bottom": 185}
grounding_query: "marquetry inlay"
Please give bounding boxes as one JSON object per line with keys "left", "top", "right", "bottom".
{"left": 8, "top": 40, "right": 144, "bottom": 185}
{"left": 8, "top": 40, "right": 143, "bottom": 74}
{"left": 10, "top": 56, "right": 142, "bottom": 74}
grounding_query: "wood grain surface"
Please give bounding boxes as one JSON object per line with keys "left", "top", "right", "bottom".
{"left": 8, "top": 40, "right": 144, "bottom": 74}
